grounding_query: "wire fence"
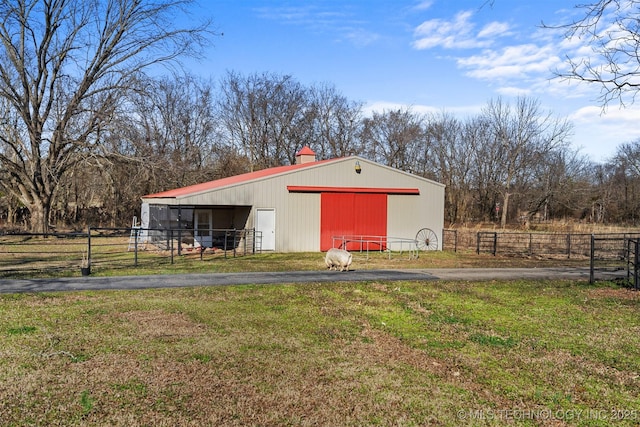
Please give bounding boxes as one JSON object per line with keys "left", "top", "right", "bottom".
{"left": 0, "top": 227, "right": 260, "bottom": 278}
{"left": 442, "top": 229, "right": 640, "bottom": 259}
{"left": 0, "top": 232, "right": 89, "bottom": 278}
{"left": 1, "top": 227, "right": 639, "bottom": 286}
{"left": 443, "top": 229, "right": 640, "bottom": 285}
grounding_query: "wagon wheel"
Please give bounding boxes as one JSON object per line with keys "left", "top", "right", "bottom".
{"left": 415, "top": 228, "right": 438, "bottom": 251}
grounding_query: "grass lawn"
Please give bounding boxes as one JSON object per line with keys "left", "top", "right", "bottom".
{"left": 0, "top": 239, "right": 593, "bottom": 278}
{"left": 0, "top": 277, "right": 638, "bottom": 426}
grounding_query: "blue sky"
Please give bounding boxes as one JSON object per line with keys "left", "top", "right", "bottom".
{"left": 189, "top": 0, "right": 639, "bottom": 163}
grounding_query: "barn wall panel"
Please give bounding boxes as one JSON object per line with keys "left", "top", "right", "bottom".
{"left": 142, "top": 157, "right": 445, "bottom": 252}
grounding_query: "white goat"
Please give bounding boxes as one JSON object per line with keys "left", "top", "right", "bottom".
{"left": 324, "top": 248, "right": 352, "bottom": 272}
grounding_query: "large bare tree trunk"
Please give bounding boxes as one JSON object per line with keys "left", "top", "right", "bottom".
{"left": 501, "top": 192, "right": 510, "bottom": 229}
{"left": 0, "top": 0, "right": 211, "bottom": 233}
{"left": 27, "top": 200, "right": 49, "bottom": 234}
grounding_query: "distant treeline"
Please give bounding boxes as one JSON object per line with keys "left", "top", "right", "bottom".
{"left": 2, "top": 72, "right": 639, "bottom": 230}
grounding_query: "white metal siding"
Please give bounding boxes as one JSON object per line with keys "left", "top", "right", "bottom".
{"left": 141, "top": 157, "right": 445, "bottom": 252}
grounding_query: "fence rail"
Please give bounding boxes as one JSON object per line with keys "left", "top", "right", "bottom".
{"left": 2, "top": 227, "right": 639, "bottom": 286}
{"left": 473, "top": 231, "right": 597, "bottom": 258}
{"left": 0, "top": 232, "right": 88, "bottom": 277}
{"left": 443, "top": 229, "right": 640, "bottom": 285}
{"left": 0, "top": 227, "right": 260, "bottom": 278}
{"left": 331, "top": 235, "right": 419, "bottom": 259}
{"left": 443, "top": 229, "right": 640, "bottom": 259}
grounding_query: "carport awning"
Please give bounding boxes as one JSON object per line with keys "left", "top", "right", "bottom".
{"left": 287, "top": 186, "right": 419, "bottom": 195}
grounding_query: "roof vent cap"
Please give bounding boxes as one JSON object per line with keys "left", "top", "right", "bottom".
{"left": 295, "top": 146, "right": 316, "bottom": 164}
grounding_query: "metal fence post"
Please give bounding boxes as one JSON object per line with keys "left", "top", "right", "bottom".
{"left": 170, "top": 230, "right": 174, "bottom": 264}
{"left": 243, "top": 230, "right": 247, "bottom": 255}
{"left": 454, "top": 230, "right": 458, "bottom": 252}
{"left": 166, "top": 231, "right": 171, "bottom": 258}
{"left": 233, "top": 229, "right": 237, "bottom": 258}
{"left": 87, "top": 226, "right": 92, "bottom": 269}
{"left": 493, "top": 232, "right": 497, "bottom": 256}
{"left": 589, "top": 234, "right": 595, "bottom": 284}
{"left": 633, "top": 239, "right": 640, "bottom": 291}
{"left": 224, "top": 231, "right": 228, "bottom": 259}
{"left": 253, "top": 228, "right": 257, "bottom": 254}
{"left": 627, "top": 239, "right": 631, "bottom": 286}
{"left": 134, "top": 227, "right": 138, "bottom": 267}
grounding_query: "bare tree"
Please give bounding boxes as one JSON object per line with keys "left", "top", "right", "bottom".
{"left": 548, "top": 0, "right": 640, "bottom": 107}
{"left": 122, "top": 74, "right": 218, "bottom": 187}
{"left": 425, "top": 112, "right": 476, "bottom": 225}
{"left": 607, "top": 139, "right": 640, "bottom": 222}
{"left": 360, "top": 107, "right": 425, "bottom": 171}
{"left": 87, "top": 73, "right": 220, "bottom": 226}
{"left": 306, "top": 83, "right": 363, "bottom": 159}
{"left": 480, "top": 97, "right": 573, "bottom": 228}
{"left": 465, "top": 115, "right": 503, "bottom": 222}
{"left": 0, "top": 0, "right": 211, "bottom": 232}
{"left": 616, "top": 139, "right": 640, "bottom": 176}
{"left": 526, "top": 149, "right": 594, "bottom": 223}
{"left": 217, "top": 71, "right": 310, "bottom": 170}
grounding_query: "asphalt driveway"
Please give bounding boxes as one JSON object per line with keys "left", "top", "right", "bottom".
{"left": 0, "top": 267, "right": 627, "bottom": 294}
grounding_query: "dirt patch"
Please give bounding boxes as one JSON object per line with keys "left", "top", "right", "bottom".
{"left": 586, "top": 287, "right": 640, "bottom": 301}
{"left": 114, "top": 310, "right": 206, "bottom": 339}
{"left": 348, "top": 323, "right": 448, "bottom": 375}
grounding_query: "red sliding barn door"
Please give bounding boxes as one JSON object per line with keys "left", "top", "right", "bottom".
{"left": 320, "top": 192, "right": 387, "bottom": 251}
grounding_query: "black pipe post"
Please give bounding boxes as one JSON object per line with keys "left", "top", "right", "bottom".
{"left": 134, "top": 227, "right": 138, "bottom": 267}
{"left": 589, "top": 234, "right": 595, "bottom": 284}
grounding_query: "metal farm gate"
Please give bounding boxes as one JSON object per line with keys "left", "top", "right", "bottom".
{"left": 463, "top": 230, "right": 639, "bottom": 286}
{"left": 589, "top": 234, "right": 640, "bottom": 285}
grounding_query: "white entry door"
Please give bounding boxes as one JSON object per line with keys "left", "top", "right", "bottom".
{"left": 255, "top": 208, "right": 275, "bottom": 251}
{"left": 194, "top": 210, "right": 212, "bottom": 248}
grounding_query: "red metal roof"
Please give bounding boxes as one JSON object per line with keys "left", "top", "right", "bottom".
{"left": 142, "top": 157, "right": 339, "bottom": 199}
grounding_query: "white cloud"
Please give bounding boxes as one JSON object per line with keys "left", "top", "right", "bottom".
{"left": 477, "top": 21, "right": 511, "bottom": 39}
{"left": 363, "top": 101, "right": 438, "bottom": 116}
{"left": 412, "top": 10, "right": 511, "bottom": 50}
{"left": 363, "top": 101, "right": 483, "bottom": 118}
{"left": 254, "top": 6, "right": 319, "bottom": 23}
{"left": 344, "top": 28, "right": 381, "bottom": 47}
{"left": 409, "top": 4, "right": 610, "bottom": 103}
{"left": 253, "top": 5, "right": 378, "bottom": 48}
{"left": 413, "top": 1, "right": 433, "bottom": 11}
{"left": 534, "top": 75, "right": 595, "bottom": 101}
{"left": 413, "top": 11, "right": 503, "bottom": 50}
{"left": 570, "top": 104, "right": 640, "bottom": 125}
{"left": 569, "top": 105, "right": 640, "bottom": 160}
{"left": 496, "top": 86, "right": 532, "bottom": 97}
{"left": 458, "top": 44, "right": 561, "bottom": 79}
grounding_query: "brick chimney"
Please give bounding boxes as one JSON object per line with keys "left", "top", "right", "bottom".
{"left": 295, "top": 146, "right": 316, "bottom": 164}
